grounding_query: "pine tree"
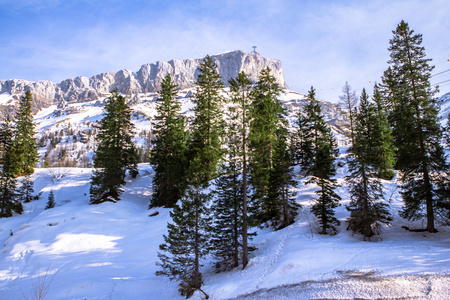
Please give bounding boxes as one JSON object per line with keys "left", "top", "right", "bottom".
{"left": 18, "top": 176, "right": 36, "bottom": 203}
{"left": 46, "top": 190, "right": 55, "bottom": 210}
{"left": 12, "top": 90, "right": 38, "bottom": 177}
{"left": 265, "top": 128, "right": 300, "bottom": 230}
{"left": 157, "top": 56, "right": 224, "bottom": 297}
{"left": 249, "top": 67, "right": 285, "bottom": 224}
{"left": 371, "top": 84, "right": 395, "bottom": 179}
{"left": 339, "top": 82, "right": 358, "bottom": 145}
{"left": 0, "top": 120, "right": 22, "bottom": 217}
{"left": 90, "top": 89, "right": 138, "bottom": 204}
{"left": 291, "top": 107, "right": 310, "bottom": 167}
{"left": 188, "top": 55, "right": 225, "bottom": 185}
{"left": 297, "top": 87, "right": 326, "bottom": 175}
{"left": 156, "top": 186, "right": 210, "bottom": 299}
{"left": 150, "top": 74, "right": 188, "bottom": 208}
{"left": 381, "top": 20, "right": 448, "bottom": 232}
{"left": 346, "top": 88, "right": 392, "bottom": 239}
{"left": 228, "top": 71, "right": 253, "bottom": 268}
{"left": 301, "top": 87, "right": 341, "bottom": 235}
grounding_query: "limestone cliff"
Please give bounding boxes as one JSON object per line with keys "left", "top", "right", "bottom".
{"left": 0, "top": 50, "right": 286, "bottom": 106}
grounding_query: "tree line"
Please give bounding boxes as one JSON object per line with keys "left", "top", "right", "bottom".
{"left": 0, "top": 20, "right": 449, "bottom": 299}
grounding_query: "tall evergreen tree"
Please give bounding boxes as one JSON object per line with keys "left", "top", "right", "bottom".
{"left": 156, "top": 186, "right": 210, "bottom": 299}
{"left": 346, "top": 88, "right": 392, "bottom": 239}
{"left": 90, "top": 89, "right": 138, "bottom": 204}
{"left": 188, "top": 55, "right": 225, "bottom": 184}
{"left": 265, "top": 128, "right": 300, "bottom": 230}
{"left": 381, "top": 20, "right": 448, "bottom": 232}
{"left": 150, "top": 74, "right": 188, "bottom": 208}
{"left": 339, "top": 82, "right": 358, "bottom": 145}
{"left": 371, "top": 84, "right": 396, "bottom": 179}
{"left": 208, "top": 128, "right": 255, "bottom": 272}
{"left": 0, "top": 120, "right": 22, "bottom": 217}
{"left": 301, "top": 87, "right": 341, "bottom": 235}
{"left": 228, "top": 71, "right": 253, "bottom": 268}
{"left": 12, "top": 90, "right": 38, "bottom": 177}
{"left": 249, "top": 67, "right": 284, "bottom": 225}
{"left": 157, "top": 56, "right": 224, "bottom": 297}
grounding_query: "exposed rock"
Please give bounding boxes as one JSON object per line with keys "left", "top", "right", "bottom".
{"left": 0, "top": 50, "right": 286, "bottom": 106}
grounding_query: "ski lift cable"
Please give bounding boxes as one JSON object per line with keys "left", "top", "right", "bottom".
{"left": 432, "top": 79, "right": 450, "bottom": 86}
{"left": 431, "top": 69, "right": 450, "bottom": 78}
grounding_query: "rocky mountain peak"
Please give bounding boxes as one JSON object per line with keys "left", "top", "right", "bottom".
{"left": 0, "top": 50, "right": 286, "bottom": 109}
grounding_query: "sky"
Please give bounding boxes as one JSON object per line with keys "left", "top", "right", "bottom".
{"left": 0, "top": 0, "right": 449, "bottom": 103}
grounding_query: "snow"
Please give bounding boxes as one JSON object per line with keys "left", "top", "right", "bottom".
{"left": 0, "top": 93, "right": 13, "bottom": 106}
{"left": 0, "top": 91, "right": 449, "bottom": 298}
{"left": 0, "top": 156, "right": 449, "bottom": 299}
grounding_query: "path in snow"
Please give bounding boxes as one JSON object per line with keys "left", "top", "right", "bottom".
{"left": 228, "top": 273, "right": 450, "bottom": 300}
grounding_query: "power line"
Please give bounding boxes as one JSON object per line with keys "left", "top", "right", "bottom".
{"left": 432, "top": 79, "right": 450, "bottom": 86}
{"left": 431, "top": 69, "right": 450, "bottom": 78}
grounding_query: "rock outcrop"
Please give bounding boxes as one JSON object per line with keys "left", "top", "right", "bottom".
{"left": 0, "top": 50, "right": 286, "bottom": 105}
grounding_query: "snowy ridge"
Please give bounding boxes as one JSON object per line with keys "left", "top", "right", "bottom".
{"left": 0, "top": 160, "right": 449, "bottom": 299}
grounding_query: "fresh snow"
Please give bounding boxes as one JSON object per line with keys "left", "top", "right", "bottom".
{"left": 0, "top": 157, "right": 449, "bottom": 299}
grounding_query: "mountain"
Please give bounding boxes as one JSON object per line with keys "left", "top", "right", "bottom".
{"left": 0, "top": 50, "right": 347, "bottom": 168}
{"left": 0, "top": 50, "right": 286, "bottom": 118}
{"left": 439, "top": 92, "right": 450, "bottom": 122}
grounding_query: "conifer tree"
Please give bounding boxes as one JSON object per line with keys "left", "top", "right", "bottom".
{"left": 371, "top": 84, "right": 395, "bottom": 179}
{"left": 150, "top": 74, "right": 188, "bottom": 208}
{"left": 265, "top": 128, "right": 300, "bottom": 230}
{"left": 302, "top": 87, "right": 341, "bottom": 234}
{"left": 18, "top": 176, "right": 36, "bottom": 203}
{"left": 346, "top": 88, "right": 392, "bottom": 239}
{"left": 157, "top": 56, "right": 224, "bottom": 297}
{"left": 12, "top": 90, "right": 38, "bottom": 177}
{"left": 339, "top": 82, "right": 358, "bottom": 145}
{"left": 90, "top": 89, "right": 138, "bottom": 204}
{"left": 156, "top": 186, "right": 210, "bottom": 299}
{"left": 228, "top": 71, "right": 253, "bottom": 268}
{"left": 188, "top": 55, "right": 225, "bottom": 184}
{"left": 381, "top": 20, "right": 448, "bottom": 232}
{"left": 249, "top": 67, "right": 285, "bottom": 225}
{"left": 46, "top": 190, "right": 55, "bottom": 210}
{"left": 0, "top": 120, "right": 22, "bottom": 217}
{"left": 291, "top": 108, "right": 310, "bottom": 167}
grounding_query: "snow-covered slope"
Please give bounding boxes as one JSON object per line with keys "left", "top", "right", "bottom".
{"left": 0, "top": 156, "right": 449, "bottom": 299}
{"left": 2, "top": 88, "right": 345, "bottom": 169}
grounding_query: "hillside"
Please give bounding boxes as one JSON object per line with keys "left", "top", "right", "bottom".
{"left": 0, "top": 156, "right": 449, "bottom": 299}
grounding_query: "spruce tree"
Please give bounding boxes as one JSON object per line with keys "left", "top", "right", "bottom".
{"left": 297, "top": 87, "right": 327, "bottom": 175}
{"left": 188, "top": 55, "right": 225, "bottom": 184}
{"left": 46, "top": 190, "right": 55, "bottom": 210}
{"left": 150, "top": 74, "right": 188, "bottom": 208}
{"left": 0, "top": 120, "right": 22, "bottom": 217}
{"left": 90, "top": 89, "right": 138, "bottom": 204}
{"left": 249, "top": 67, "right": 285, "bottom": 225}
{"left": 156, "top": 186, "right": 210, "bottom": 299}
{"left": 12, "top": 90, "right": 38, "bottom": 177}
{"left": 339, "top": 82, "right": 358, "bottom": 145}
{"left": 228, "top": 71, "right": 253, "bottom": 268}
{"left": 18, "top": 176, "right": 36, "bottom": 203}
{"left": 265, "top": 128, "right": 300, "bottom": 230}
{"left": 381, "top": 20, "right": 448, "bottom": 232}
{"left": 302, "top": 87, "right": 341, "bottom": 235}
{"left": 346, "top": 88, "right": 392, "bottom": 239}
{"left": 157, "top": 56, "right": 224, "bottom": 297}
{"left": 371, "top": 84, "right": 395, "bottom": 179}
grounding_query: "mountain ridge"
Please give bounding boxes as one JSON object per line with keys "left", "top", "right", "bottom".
{"left": 0, "top": 50, "right": 286, "bottom": 112}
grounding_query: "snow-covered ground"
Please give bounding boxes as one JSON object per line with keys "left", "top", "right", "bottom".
{"left": 0, "top": 155, "right": 449, "bottom": 299}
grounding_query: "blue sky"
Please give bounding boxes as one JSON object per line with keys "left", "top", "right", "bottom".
{"left": 1, "top": 0, "right": 449, "bottom": 102}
